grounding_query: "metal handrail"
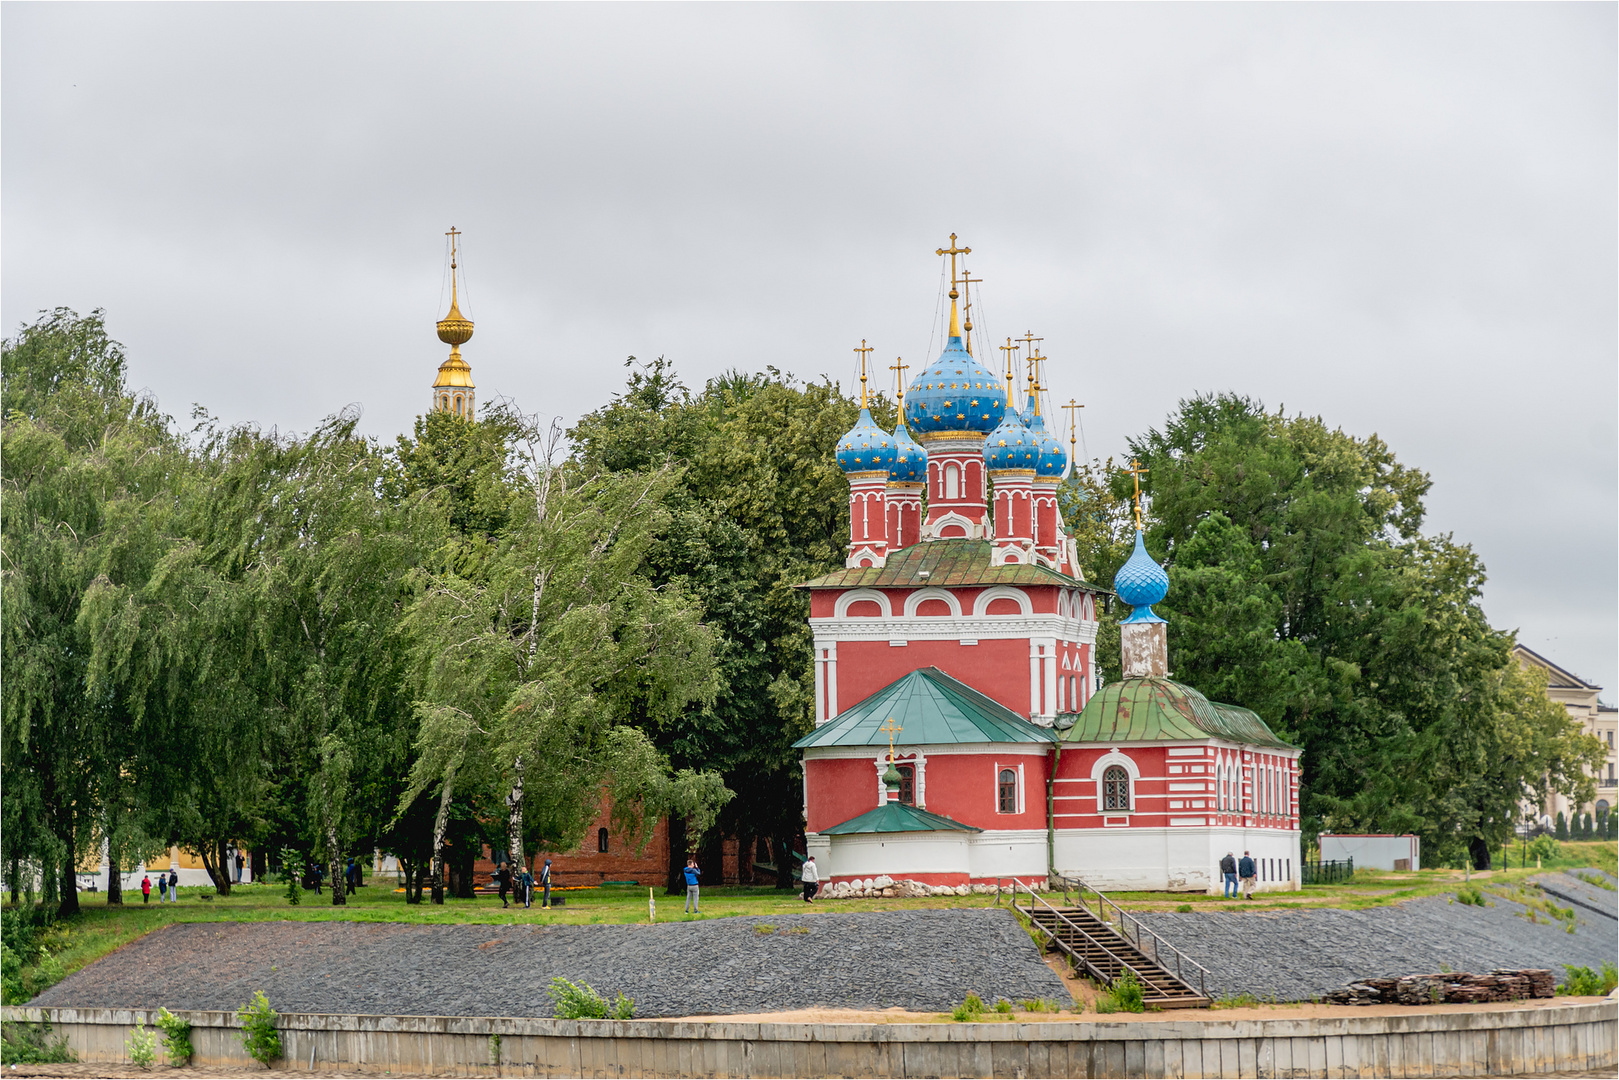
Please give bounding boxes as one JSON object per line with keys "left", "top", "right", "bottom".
{"left": 1035, "top": 875, "right": 1210, "bottom": 1000}
{"left": 1009, "top": 879, "right": 1169, "bottom": 996}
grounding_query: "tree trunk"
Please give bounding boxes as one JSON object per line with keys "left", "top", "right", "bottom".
{"left": 665, "top": 814, "right": 687, "bottom": 895}
{"left": 454, "top": 846, "right": 475, "bottom": 900}
{"left": 55, "top": 824, "right": 79, "bottom": 916}
{"left": 251, "top": 846, "right": 267, "bottom": 883}
{"left": 326, "top": 825, "right": 346, "bottom": 906}
{"left": 773, "top": 832, "right": 796, "bottom": 891}
{"left": 506, "top": 756, "right": 526, "bottom": 877}
{"left": 201, "top": 840, "right": 230, "bottom": 897}
{"left": 430, "top": 772, "right": 457, "bottom": 905}
{"left": 1469, "top": 836, "right": 1492, "bottom": 871}
{"left": 9, "top": 858, "right": 19, "bottom": 905}
{"left": 107, "top": 849, "right": 122, "bottom": 905}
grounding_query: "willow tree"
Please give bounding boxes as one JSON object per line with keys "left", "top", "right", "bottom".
{"left": 400, "top": 417, "right": 729, "bottom": 900}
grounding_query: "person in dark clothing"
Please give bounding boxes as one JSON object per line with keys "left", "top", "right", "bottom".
{"left": 496, "top": 866, "right": 510, "bottom": 908}
{"left": 168, "top": 871, "right": 179, "bottom": 902}
{"left": 1238, "top": 852, "right": 1257, "bottom": 900}
{"left": 313, "top": 863, "right": 323, "bottom": 895}
{"left": 235, "top": 852, "right": 245, "bottom": 883}
{"left": 1219, "top": 852, "right": 1238, "bottom": 899}
{"left": 519, "top": 866, "right": 534, "bottom": 909}
{"left": 539, "top": 860, "right": 552, "bottom": 909}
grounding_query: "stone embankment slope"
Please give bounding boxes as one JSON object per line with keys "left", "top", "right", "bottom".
{"left": 31, "top": 909, "right": 1069, "bottom": 1019}
{"left": 1138, "top": 870, "right": 1617, "bottom": 1002}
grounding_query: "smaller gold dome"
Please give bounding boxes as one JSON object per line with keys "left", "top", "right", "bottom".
{"left": 433, "top": 347, "right": 476, "bottom": 388}
{"left": 436, "top": 296, "right": 474, "bottom": 346}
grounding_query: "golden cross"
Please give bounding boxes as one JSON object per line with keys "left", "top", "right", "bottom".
{"left": 935, "top": 233, "right": 971, "bottom": 295}
{"left": 854, "top": 339, "right": 874, "bottom": 407}
{"left": 445, "top": 225, "right": 461, "bottom": 268}
{"left": 1063, "top": 399, "right": 1084, "bottom": 456}
{"left": 1127, "top": 458, "right": 1149, "bottom": 531}
{"left": 880, "top": 717, "right": 903, "bottom": 762}
{"left": 958, "top": 269, "right": 983, "bottom": 355}
{"left": 999, "top": 338, "right": 1017, "bottom": 391}
{"left": 889, "top": 357, "right": 909, "bottom": 402}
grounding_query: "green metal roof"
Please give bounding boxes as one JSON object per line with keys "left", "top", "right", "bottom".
{"left": 793, "top": 666, "right": 1056, "bottom": 749}
{"left": 798, "top": 539, "right": 1101, "bottom": 592}
{"left": 822, "top": 800, "right": 983, "bottom": 835}
{"left": 1062, "top": 677, "right": 1298, "bottom": 751}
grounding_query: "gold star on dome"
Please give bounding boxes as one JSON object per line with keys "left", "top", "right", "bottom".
{"left": 997, "top": 439, "right": 1006, "bottom": 446}
{"left": 931, "top": 414, "right": 941, "bottom": 421}
{"left": 957, "top": 413, "right": 966, "bottom": 421}
{"left": 971, "top": 399, "right": 979, "bottom": 407}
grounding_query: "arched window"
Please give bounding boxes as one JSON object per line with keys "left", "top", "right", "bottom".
{"left": 454, "top": 394, "right": 464, "bottom": 415}
{"left": 1102, "top": 765, "right": 1130, "bottom": 811}
{"left": 1218, "top": 766, "right": 1227, "bottom": 811}
{"left": 945, "top": 463, "right": 960, "bottom": 500}
{"left": 597, "top": 827, "right": 609, "bottom": 853}
{"left": 997, "top": 768, "right": 1017, "bottom": 813}
{"left": 896, "top": 764, "right": 916, "bottom": 806}
{"left": 1597, "top": 799, "right": 1610, "bottom": 817}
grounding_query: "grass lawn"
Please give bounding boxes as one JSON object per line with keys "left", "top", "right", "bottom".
{"left": 6, "top": 840, "right": 1612, "bottom": 1004}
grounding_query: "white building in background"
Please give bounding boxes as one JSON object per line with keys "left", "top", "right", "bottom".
{"left": 1319, "top": 833, "right": 1421, "bottom": 872}
{"left": 1514, "top": 645, "right": 1617, "bottom": 823}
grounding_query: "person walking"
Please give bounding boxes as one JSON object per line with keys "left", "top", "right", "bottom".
{"left": 682, "top": 858, "right": 702, "bottom": 914}
{"left": 313, "top": 862, "right": 323, "bottom": 896}
{"left": 140, "top": 875, "right": 151, "bottom": 904}
{"left": 235, "top": 851, "right": 245, "bottom": 884}
{"left": 496, "top": 864, "right": 510, "bottom": 908}
{"left": 539, "top": 859, "right": 552, "bottom": 909}
{"left": 801, "top": 855, "right": 820, "bottom": 903}
{"left": 1238, "top": 851, "right": 1258, "bottom": 900}
{"left": 1219, "top": 852, "right": 1238, "bottom": 899}
{"left": 519, "top": 865, "right": 534, "bottom": 909}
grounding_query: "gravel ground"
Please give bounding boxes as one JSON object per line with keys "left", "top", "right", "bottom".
{"left": 31, "top": 909, "right": 1068, "bottom": 1019}
{"left": 1137, "top": 871, "right": 1619, "bottom": 1002}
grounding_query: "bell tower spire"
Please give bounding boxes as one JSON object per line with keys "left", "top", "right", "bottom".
{"left": 432, "top": 226, "right": 476, "bottom": 418}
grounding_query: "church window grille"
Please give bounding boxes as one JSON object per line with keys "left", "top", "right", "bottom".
{"left": 997, "top": 768, "right": 1017, "bottom": 813}
{"left": 597, "top": 827, "right": 609, "bottom": 853}
{"left": 945, "top": 464, "right": 961, "bottom": 500}
{"left": 897, "top": 765, "right": 916, "bottom": 806}
{"left": 1102, "top": 765, "right": 1130, "bottom": 812}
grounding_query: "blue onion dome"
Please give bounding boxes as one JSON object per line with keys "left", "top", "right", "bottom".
{"left": 1114, "top": 531, "right": 1169, "bottom": 623}
{"left": 1027, "top": 412, "right": 1068, "bottom": 478}
{"left": 903, "top": 337, "right": 1007, "bottom": 436}
{"left": 1019, "top": 391, "right": 1037, "bottom": 426}
{"left": 888, "top": 420, "right": 928, "bottom": 482}
{"left": 836, "top": 407, "right": 899, "bottom": 474}
{"left": 983, "top": 404, "right": 1037, "bottom": 473}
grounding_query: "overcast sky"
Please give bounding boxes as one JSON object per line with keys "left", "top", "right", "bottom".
{"left": 5, "top": 3, "right": 1614, "bottom": 694}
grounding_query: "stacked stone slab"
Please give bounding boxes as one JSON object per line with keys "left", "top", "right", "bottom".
{"left": 1325, "top": 969, "right": 1555, "bottom": 1005}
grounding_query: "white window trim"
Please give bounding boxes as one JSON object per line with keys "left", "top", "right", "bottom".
{"left": 834, "top": 589, "right": 894, "bottom": 619}
{"left": 1091, "top": 750, "right": 1139, "bottom": 814}
{"left": 971, "top": 586, "right": 1033, "bottom": 617}
{"left": 902, "top": 587, "right": 964, "bottom": 617}
{"left": 994, "top": 761, "right": 1024, "bottom": 814}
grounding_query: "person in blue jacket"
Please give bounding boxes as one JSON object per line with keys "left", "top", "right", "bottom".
{"left": 1238, "top": 851, "right": 1257, "bottom": 900}
{"left": 682, "top": 858, "right": 701, "bottom": 914}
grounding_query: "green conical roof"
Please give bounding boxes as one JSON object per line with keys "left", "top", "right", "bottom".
{"left": 1062, "top": 676, "right": 1297, "bottom": 750}
{"left": 823, "top": 800, "right": 983, "bottom": 835}
{"left": 793, "top": 666, "right": 1055, "bottom": 749}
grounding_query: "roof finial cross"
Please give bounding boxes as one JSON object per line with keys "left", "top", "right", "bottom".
{"left": 880, "top": 716, "right": 903, "bottom": 763}
{"left": 889, "top": 356, "right": 909, "bottom": 403}
{"left": 1127, "top": 458, "right": 1149, "bottom": 531}
{"left": 935, "top": 233, "right": 971, "bottom": 296}
{"left": 854, "top": 339, "right": 874, "bottom": 408}
{"left": 1063, "top": 398, "right": 1084, "bottom": 458}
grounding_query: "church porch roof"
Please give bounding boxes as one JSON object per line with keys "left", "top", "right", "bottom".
{"left": 794, "top": 666, "right": 1055, "bottom": 749}
{"left": 822, "top": 801, "right": 982, "bottom": 835}
{"left": 1062, "top": 676, "right": 1297, "bottom": 751}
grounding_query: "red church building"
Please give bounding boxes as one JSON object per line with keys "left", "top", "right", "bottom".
{"left": 796, "top": 254, "right": 1302, "bottom": 895}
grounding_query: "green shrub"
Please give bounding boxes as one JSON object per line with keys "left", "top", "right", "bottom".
{"left": 1555, "top": 812, "right": 1568, "bottom": 841}
{"left": 1529, "top": 835, "right": 1560, "bottom": 862}
{"left": 488, "top": 1033, "right": 501, "bottom": 1066}
{"left": 992, "top": 997, "right": 1014, "bottom": 1014}
{"left": 547, "top": 977, "right": 634, "bottom": 1020}
{"left": 950, "top": 992, "right": 986, "bottom": 1022}
{"left": 1, "top": 902, "right": 61, "bottom": 1005}
{"left": 1094, "top": 994, "right": 1119, "bottom": 1014}
{"left": 752, "top": 924, "right": 776, "bottom": 935}
{"left": 1108, "top": 972, "right": 1146, "bottom": 1013}
{"left": 155, "top": 1007, "right": 192, "bottom": 1065}
{"left": 1018, "top": 998, "right": 1061, "bottom": 1012}
{"left": 1175, "top": 904, "right": 1193, "bottom": 913}
{"left": 236, "top": 991, "right": 281, "bottom": 1066}
{"left": 281, "top": 849, "right": 302, "bottom": 905}
{"left": 1456, "top": 886, "right": 1487, "bottom": 907}
{"left": 1559, "top": 963, "right": 1619, "bottom": 997}
{"left": 126, "top": 1021, "right": 158, "bottom": 1069}
{"left": 0, "top": 1019, "right": 74, "bottom": 1064}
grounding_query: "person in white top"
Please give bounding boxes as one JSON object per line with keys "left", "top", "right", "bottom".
{"left": 800, "top": 855, "right": 820, "bottom": 903}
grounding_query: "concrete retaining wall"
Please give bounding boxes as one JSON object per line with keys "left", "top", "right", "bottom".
{"left": 6, "top": 1001, "right": 1614, "bottom": 1078}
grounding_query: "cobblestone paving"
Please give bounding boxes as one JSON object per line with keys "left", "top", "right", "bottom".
{"left": 31, "top": 908, "right": 1068, "bottom": 1019}
{"left": 1137, "top": 871, "right": 1618, "bottom": 1002}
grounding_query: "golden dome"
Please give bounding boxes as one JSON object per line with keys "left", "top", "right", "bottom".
{"left": 433, "top": 347, "right": 475, "bottom": 388}
{"left": 436, "top": 296, "right": 474, "bottom": 346}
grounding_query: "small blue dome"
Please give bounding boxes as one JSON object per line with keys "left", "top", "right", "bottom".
{"left": 888, "top": 421, "right": 927, "bottom": 483}
{"left": 904, "top": 337, "right": 1006, "bottom": 436}
{"left": 1026, "top": 412, "right": 1068, "bottom": 478}
{"left": 1115, "top": 531, "right": 1168, "bottom": 623}
{"left": 836, "top": 408, "right": 899, "bottom": 474}
{"left": 983, "top": 405, "right": 1038, "bottom": 473}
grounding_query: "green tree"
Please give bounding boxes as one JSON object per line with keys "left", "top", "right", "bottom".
{"left": 1128, "top": 393, "right": 1602, "bottom": 865}
{"left": 2, "top": 310, "right": 175, "bottom": 914}
{"left": 1555, "top": 811, "right": 1569, "bottom": 841}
